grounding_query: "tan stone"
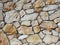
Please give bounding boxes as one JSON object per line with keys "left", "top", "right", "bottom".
{"left": 18, "top": 26, "right": 33, "bottom": 34}
{"left": 40, "top": 21, "right": 57, "bottom": 31}
{"left": 33, "top": 26, "right": 40, "bottom": 33}
{"left": 0, "top": 10, "right": 3, "bottom": 21}
{"left": 2, "top": 0, "right": 7, "bottom": 2}
{"left": 56, "top": 28, "right": 60, "bottom": 32}
{"left": 0, "top": 30, "right": 9, "bottom": 45}
{"left": 46, "top": 0, "right": 55, "bottom": 5}
{"left": 27, "top": 34, "right": 41, "bottom": 44}
{"left": 3, "top": 2, "right": 15, "bottom": 11}
{"left": 3, "top": 24, "right": 17, "bottom": 35}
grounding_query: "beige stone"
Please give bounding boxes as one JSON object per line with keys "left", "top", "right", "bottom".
{"left": 3, "top": 24, "right": 17, "bottom": 35}
{"left": 18, "top": 26, "right": 33, "bottom": 34}
{"left": 2, "top": 0, "right": 7, "bottom": 2}
{"left": 40, "top": 21, "right": 57, "bottom": 31}
{"left": 0, "top": 30, "right": 9, "bottom": 45}
{"left": 33, "top": 26, "right": 40, "bottom": 33}
{"left": 27, "top": 34, "right": 41, "bottom": 44}
{"left": 56, "top": 28, "right": 60, "bottom": 32}
{"left": 40, "top": 12, "right": 49, "bottom": 20}
{"left": 0, "top": 10, "right": 3, "bottom": 21}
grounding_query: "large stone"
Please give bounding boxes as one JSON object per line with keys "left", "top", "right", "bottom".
{"left": 3, "top": 24, "right": 17, "bottom": 35}
{"left": 56, "top": 41, "right": 60, "bottom": 45}
{"left": 21, "top": 13, "right": 38, "bottom": 21}
{"left": 40, "top": 21, "right": 57, "bottom": 31}
{"left": 49, "top": 10, "right": 60, "bottom": 20}
{"left": 0, "top": 30, "right": 9, "bottom": 45}
{"left": 5, "top": 10, "right": 20, "bottom": 23}
{"left": 27, "top": 34, "right": 42, "bottom": 44}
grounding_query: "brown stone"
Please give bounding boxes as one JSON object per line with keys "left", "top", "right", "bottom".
{"left": 3, "top": 24, "right": 17, "bottom": 35}
{"left": 2, "top": 0, "right": 7, "bottom": 2}
{"left": 56, "top": 28, "right": 60, "bottom": 32}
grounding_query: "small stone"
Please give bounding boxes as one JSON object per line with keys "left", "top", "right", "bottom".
{"left": 54, "top": 17, "right": 60, "bottom": 23}
{"left": 0, "top": 3, "right": 3, "bottom": 9}
{"left": 43, "top": 30, "right": 51, "bottom": 34}
{"left": 15, "top": 0, "right": 24, "bottom": 10}
{"left": 21, "top": 21, "right": 31, "bottom": 26}
{"left": 23, "top": 3, "right": 32, "bottom": 9}
{"left": 29, "top": 43, "right": 35, "bottom": 45}
{"left": 3, "top": 24, "right": 17, "bottom": 35}
{"left": 40, "top": 21, "right": 57, "bottom": 31}
{"left": 48, "top": 10, "right": 55, "bottom": 14}
{"left": 5, "top": 10, "right": 20, "bottom": 23}
{"left": 43, "top": 5, "right": 58, "bottom": 11}
{"left": 3, "top": 2, "right": 15, "bottom": 11}
{"left": 50, "top": 43, "right": 55, "bottom": 45}
{"left": 56, "top": 28, "right": 60, "bottom": 32}
{"left": 18, "top": 35, "right": 28, "bottom": 40}
{"left": 43, "top": 35, "right": 58, "bottom": 44}
{"left": 13, "top": 0, "right": 18, "bottom": 3}
{"left": 49, "top": 10, "right": 60, "bottom": 20}
{"left": 21, "top": 13, "right": 38, "bottom": 21}
{"left": 19, "top": 10, "right": 25, "bottom": 17}
{"left": 33, "top": 26, "right": 40, "bottom": 33}
{"left": 38, "top": 43, "right": 46, "bottom": 45}
{"left": 0, "top": 21, "right": 4, "bottom": 28}
{"left": 40, "top": 12, "right": 49, "bottom": 20}
{"left": 25, "top": 9, "right": 34, "bottom": 14}
{"left": 58, "top": 23, "right": 60, "bottom": 27}
{"left": 0, "top": 30, "right": 9, "bottom": 45}
{"left": 2, "top": 0, "right": 7, "bottom": 2}
{"left": 10, "top": 38, "right": 22, "bottom": 45}
{"left": 0, "top": 10, "right": 3, "bottom": 21}
{"left": 31, "top": 0, "right": 35, "bottom": 3}
{"left": 27, "top": 34, "right": 42, "bottom": 44}
{"left": 24, "top": 0, "right": 30, "bottom": 3}
{"left": 56, "top": 41, "right": 60, "bottom": 45}
{"left": 32, "top": 20, "right": 38, "bottom": 26}
{"left": 18, "top": 25, "right": 33, "bottom": 34}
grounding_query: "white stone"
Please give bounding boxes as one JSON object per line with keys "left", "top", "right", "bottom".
{"left": 21, "top": 21, "right": 31, "bottom": 26}
{"left": 48, "top": 10, "right": 55, "bottom": 14}
{"left": 0, "top": 3, "right": 3, "bottom": 9}
{"left": 56, "top": 41, "right": 60, "bottom": 45}
{"left": 0, "top": 21, "right": 4, "bottom": 28}
{"left": 18, "top": 35, "right": 28, "bottom": 40}
{"left": 58, "top": 23, "right": 60, "bottom": 27}
{"left": 21, "top": 13, "right": 38, "bottom": 21}
{"left": 31, "top": 0, "right": 35, "bottom": 3}
{"left": 43, "top": 30, "right": 51, "bottom": 34}
{"left": 50, "top": 44, "right": 55, "bottom": 45}
{"left": 25, "top": 9, "right": 34, "bottom": 14}
{"left": 43, "top": 5, "right": 58, "bottom": 11}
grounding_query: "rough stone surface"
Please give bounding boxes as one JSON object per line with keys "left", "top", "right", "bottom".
{"left": 0, "top": 10, "right": 3, "bottom": 21}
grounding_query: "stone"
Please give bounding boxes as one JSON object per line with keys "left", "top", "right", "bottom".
{"left": 24, "top": 0, "right": 30, "bottom": 3}
{"left": 19, "top": 10, "right": 25, "bottom": 17}
{"left": 0, "top": 10, "right": 3, "bottom": 21}
{"left": 48, "top": 10, "right": 55, "bottom": 14}
{"left": 21, "top": 21, "right": 31, "bottom": 26}
{"left": 5, "top": 10, "right": 20, "bottom": 23}
{"left": 15, "top": 0, "right": 24, "bottom": 10}
{"left": 58, "top": 23, "right": 60, "bottom": 27}
{"left": 33, "top": 26, "right": 40, "bottom": 33}
{"left": 43, "top": 5, "right": 58, "bottom": 11}
{"left": 49, "top": 10, "right": 60, "bottom": 20}
{"left": 23, "top": 3, "right": 32, "bottom": 9}
{"left": 54, "top": 17, "right": 60, "bottom": 23}
{"left": 0, "top": 21, "right": 4, "bottom": 28}
{"left": 13, "top": 22, "right": 20, "bottom": 28}
{"left": 18, "top": 25, "right": 33, "bottom": 34}
{"left": 10, "top": 38, "right": 22, "bottom": 45}
{"left": 40, "top": 21, "right": 57, "bottom": 31}
{"left": 56, "top": 41, "right": 60, "bottom": 45}
{"left": 43, "top": 35, "right": 58, "bottom": 44}
{"left": 2, "top": 0, "right": 7, "bottom": 2}
{"left": 0, "top": 30, "right": 9, "bottom": 45}
{"left": 3, "top": 24, "right": 17, "bottom": 35}
{"left": 38, "top": 43, "right": 46, "bottom": 45}
{"left": 40, "top": 12, "right": 49, "bottom": 20}
{"left": 39, "top": 32, "right": 45, "bottom": 39}
{"left": 46, "top": 0, "right": 55, "bottom": 5}
{"left": 3, "top": 2, "right": 15, "bottom": 11}
{"left": 13, "top": 0, "right": 18, "bottom": 3}
{"left": 18, "top": 35, "right": 28, "bottom": 40}
{"left": 21, "top": 13, "right": 38, "bottom": 21}
{"left": 29, "top": 43, "right": 35, "bottom": 45}
{"left": 56, "top": 28, "right": 60, "bottom": 32}
{"left": 0, "top": 3, "right": 3, "bottom": 9}
{"left": 21, "top": 39, "right": 27, "bottom": 44}
{"left": 43, "top": 30, "right": 51, "bottom": 34}
{"left": 31, "top": 0, "right": 35, "bottom": 3}
{"left": 32, "top": 20, "right": 38, "bottom": 26}
{"left": 25, "top": 9, "right": 34, "bottom": 14}
{"left": 27, "top": 34, "right": 42, "bottom": 44}
{"left": 50, "top": 44, "right": 55, "bottom": 45}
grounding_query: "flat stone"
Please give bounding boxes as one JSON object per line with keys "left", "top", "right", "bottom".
{"left": 0, "top": 3, "right": 3, "bottom": 9}
{"left": 49, "top": 10, "right": 60, "bottom": 20}
{"left": 15, "top": 0, "right": 24, "bottom": 10}
{"left": 25, "top": 9, "right": 34, "bottom": 14}
{"left": 54, "top": 17, "right": 60, "bottom": 23}
{"left": 21, "top": 13, "right": 38, "bottom": 21}
{"left": 56, "top": 28, "right": 60, "bottom": 32}
{"left": 43, "top": 35, "right": 58, "bottom": 44}
{"left": 50, "top": 44, "right": 55, "bottom": 45}
{"left": 0, "top": 10, "right": 3, "bottom": 21}
{"left": 40, "top": 21, "right": 57, "bottom": 31}
{"left": 40, "top": 12, "right": 49, "bottom": 20}
{"left": 43, "top": 5, "right": 58, "bottom": 11}
{"left": 48, "top": 10, "right": 55, "bottom": 14}
{"left": 5, "top": 10, "right": 20, "bottom": 23}
{"left": 56, "top": 41, "right": 60, "bottom": 45}
{"left": 0, "top": 21, "right": 4, "bottom": 28}
{"left": 27, "top": 34, "right": 42, "bottom": 44}
{"left": 32, "top": 20, "right": 38, "bottom": 26}
{"left": 24, "top": 0, "right": 30, "bottom": 3}
{"left": 21, "top": 21, "right": 31, "bottom": 26}
{"left": 33, "top": 26, "right": 40, "bottom": 33}
{"left": 43, "top": 30, "right": 51, "bottom": 34}
{"left": 18, "top": 25, "right": 33, "bottom": 34}
{"left": 0, "top": 30, "right": 9, "bottom": 45}
{"left": 3, "top": 2, "right": 15, "bottom": 11}
{"left": 10, "top": 38, "right": 22, "bottom": 45}
{"left": 3, "top": 24, "right": 17, "bottom": 35}
{"left": 18, "top": 35, "right": 28, "bottom": 40}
